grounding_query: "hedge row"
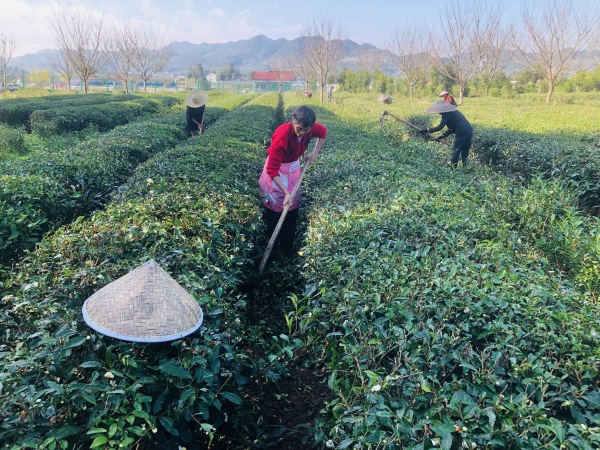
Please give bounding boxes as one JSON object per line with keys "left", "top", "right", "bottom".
{"left": 283, "top": 93, "right": 600, "bottom": 449}
{"left": 0, "top": 93, "right": 281, "bottom": 449}
{"left": 0, "top": 94, "right": 139, "bottom": 128}
{"left": 0, "top": 94, "right": 255, "bottom": 270}
{"left": 472, "top": 129, "right": 600, "bottom": 215}
{"left": 29, "top": 97, "right": 169, "bottom": 137}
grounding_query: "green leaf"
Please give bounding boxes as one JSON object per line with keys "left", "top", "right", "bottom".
{"left": 46, "top": 381, "right": 65, "bottom": 395}
{"left": 90, "top": 436, "right": 107, "bottom": 448}
{"left": 63, "top": 336, "right": 86, "bottom": 349}
{"left": 80, "top": 361, "right": 102, "bottom": 368}
{"left": 159, "top": 362, "right": 192, "bottom": 379}
{"left": 159, "top": 416, "right": 178, "bottom": 436}
{"left": 220, "top": 391, "right": 242, "bottom": 405}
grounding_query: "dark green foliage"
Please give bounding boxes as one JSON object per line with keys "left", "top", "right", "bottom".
{"left": 0, "top": 94, "right": 138, "bottom": 129}
{"left": 472, "top": 129, "right": 600, "bottom": 215}
{"left": 29, "top": 98, "right": 160, "bottom": 137}
{"left": 281, "top": 95, "right": 600, "bottom": 449}
{"left": 0, "top": 93, "right": 281, "bottom": 449}
{"left": 0, "top": 94, "right": 255, "bottom": 270}
{"left": 0, "top": 124, "right": 27, "bottom": 156}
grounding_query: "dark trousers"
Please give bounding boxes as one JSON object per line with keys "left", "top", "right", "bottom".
{"left": 451, "top": 130, "right": 473, "bottom": 166}
{"left": 263, "top": 208, "right": 299, "bottom": 254}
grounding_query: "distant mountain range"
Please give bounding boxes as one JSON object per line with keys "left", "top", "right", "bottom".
{"left": 10, "top": 34, "right": 600, "bottom": 79}
{"left": 10, "top": 34, "right": 401, "bottom": 76}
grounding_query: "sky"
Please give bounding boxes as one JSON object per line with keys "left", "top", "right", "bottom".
{"left": 2, "top": 0, "right": 531, "bottom": 57}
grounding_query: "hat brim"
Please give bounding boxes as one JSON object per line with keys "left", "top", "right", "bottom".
{"left": 438, "top": 91, "right": 449, "bottom": 97}
{"left": 185, "top": 91, "right": 209, "bottom": 108}
{"left": 425, "top": 101, "right": 457, "bottom": 113}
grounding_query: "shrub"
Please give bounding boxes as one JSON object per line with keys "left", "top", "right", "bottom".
{"left": 0, "top": 124, "right": 27, "bottom": 156}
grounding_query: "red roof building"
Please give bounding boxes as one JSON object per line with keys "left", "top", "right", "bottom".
{"left": 252, "top": 71, "right": 294, "bottom": 92}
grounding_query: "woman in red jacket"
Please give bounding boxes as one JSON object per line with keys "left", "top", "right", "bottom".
{"left": 258, "top": 105, "right": 327, "bottom": 256}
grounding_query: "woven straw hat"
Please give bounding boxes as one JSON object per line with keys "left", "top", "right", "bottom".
{"left": 425, "top": 100, "right": 458, "bottom": 114}
{"left": 438, "top": 91, "right": 450, "bottom": 97}
{"left": 378, "top": 94, "right": 392, "bottom": 104}
{"left": 185, "top": 91, "right": 209, "bottom": 108}
{"left": 82, "top": 259, "right": 203, "bottom": 343}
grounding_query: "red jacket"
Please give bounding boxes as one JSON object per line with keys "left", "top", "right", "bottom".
{"left": 265, "top": 122, "right": 327, "bottom": 179}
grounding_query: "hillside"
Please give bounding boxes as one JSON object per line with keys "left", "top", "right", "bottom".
{"left": 10, "top": 34, "right": 398, "bottom": 75}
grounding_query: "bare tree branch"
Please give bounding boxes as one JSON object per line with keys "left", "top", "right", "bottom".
{"left": 47, "top": 48, "right": 75, "bottom": 92}
{"left": 105, "top": 24, "right": 135, "bottom": 94}
{"left": 50, "top": 3, "right": 106, "bottom": 93}
{"left": 386, "top": 22, "right": 430, "bottom": 99}
{"left": 128, "top": 25, "right": 172, "bottom": 92}
{"left": 303, "top": 14, "right": 346, "bottom": 102}
{"left": 428, "top": 0, "right": 485, "bottom": 104}
{"left": 269, "top": 56, "right": 293, "bottom": 93}
{"left": 472, "top": 4, "right": 514, "bottom": 96}
{"left": 518, "top": 0, "right": 597, "bottom": 103}
{"left": 0, "top": 33, "right": 17, "bottom": 95}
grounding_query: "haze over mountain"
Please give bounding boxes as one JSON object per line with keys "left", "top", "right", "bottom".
{"left": 10, "top": 33, "right": 597, "bottom": 80}
{"left": 10, "top": 34, "right": 400, "bottom": 76}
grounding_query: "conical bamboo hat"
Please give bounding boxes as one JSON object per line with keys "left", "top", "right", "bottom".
{"left": 82, "top": 259, "right": 203, "bottom": 342}
{"left": 425, "top": 100, "right": 458, "bottom": 113}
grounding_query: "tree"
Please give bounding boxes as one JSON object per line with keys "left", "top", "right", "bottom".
{"left": 472, "top": 5, "right": 514, "bottom": 96}
{"left": 0, "top": 33, "right": 17, "bottom": 94}
{"left": 29, "top": 69, "right": 51, "bottom": 87}
{"left": 187, "top": 64, "right": 210, "bottom": 90}
{"left": 47, "top": 48, "right": 75, "bottom": 92}
{"left": 427, "top": 0, "right": 488, "bottom": 104}
{"left": 386, "top": 23, "right": 430, "bottom": 99}
{"left": 128, "top": 25, "right": 172, "bottom": 92}
{"left": 50, "top": 4, "right": 106, "bottom": 93}
{"left": 217, "top": 63, "right": 238, "bottom": 81}
{"left": 281, "top": 42, "right": 313, "bottom": 92}
{"left": 269, "top": 56, "right": 292, "bottom": 93}
{"left": 356, "top": 47, "right": 386, "bottom": 75}
{"left": 303, "top": 14, "right": 346, "bottom": 102}
{"left": 105, "top": 24, "right": 134, "bottom": 94}
{"left": 518, "top": 0, "right": 597, "bottom": 103}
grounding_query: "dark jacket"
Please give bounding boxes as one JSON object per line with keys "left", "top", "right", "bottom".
{"left": 185, "top": 105, "right": 206, "bottom": 132}
{"left": 428, "top": 110, "right": 472, "bottom": 139}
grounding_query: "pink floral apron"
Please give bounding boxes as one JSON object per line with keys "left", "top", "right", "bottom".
{"left": 259, "top": 158, "right": 301, "bottom": 212}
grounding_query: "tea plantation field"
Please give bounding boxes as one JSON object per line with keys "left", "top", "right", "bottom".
{"left": 0, "top": 91, "right": 598, "bottom": 449}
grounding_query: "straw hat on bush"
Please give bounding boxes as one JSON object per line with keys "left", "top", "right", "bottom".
{"left": 378, "top": 94, "right": 392, "bottom": 104}
{"left": 82, "top": 259, "right": 203, "bottom": 343}
{"left": 185, "top": 91, "right": 209, "bottom": 108}
{"left": 425, "top": 100, "right": 458, "bottom": 114}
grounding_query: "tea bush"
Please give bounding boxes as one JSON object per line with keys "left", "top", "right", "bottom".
{"left": 0, "top": 94, "right": 138, "bottom": 129}
{"left": 0, "top": 93, "right": 281, "bottom": 449}
{"left": 280, "top": 92, "right": 600, "bottom": 449}
{"left": 0, "top": 94, "right": 255, "bottom": 270}
{"left": 472, "top": 128, "right": 600, "bottom": 215}
{"left": 29, "top": 98, "right": 162, "bottom": 137}
{"left": 1, "top": 91, "right": 599, "bottom": 449}
{"left": 0, "top": 124, "right": 27, "bottom": 156}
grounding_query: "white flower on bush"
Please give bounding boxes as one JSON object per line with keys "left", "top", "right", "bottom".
{"left": 371, "top": 384, "right": 382, "bottom": 392}
{"left": 104, "top": 371, "right": 115, "bottom": 379}
{"left": 325, "top": 440, "right": 335, "bottom": 448}
{"left": 146, "top": 178, "right": 153, "bottom": 185}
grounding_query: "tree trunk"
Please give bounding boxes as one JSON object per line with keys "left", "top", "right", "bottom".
{"left": 546, "top": 80, "right": 554, "bottom": 103}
